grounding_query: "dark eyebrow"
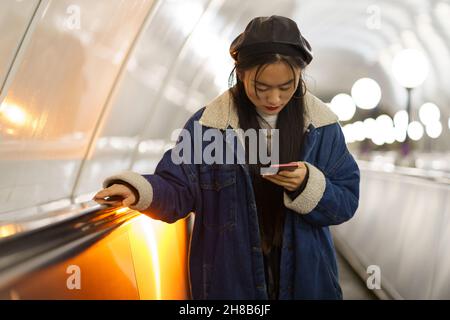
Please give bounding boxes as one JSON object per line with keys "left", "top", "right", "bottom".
{"left": 253, "top": 79, "right": 294, "bottom": 87}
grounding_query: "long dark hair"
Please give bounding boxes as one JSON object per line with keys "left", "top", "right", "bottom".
{"left": 228, "top": 53, "right": 308, "bottom": 253}
{"left": 229, "top": 53, "right": 308, "bottom": 168}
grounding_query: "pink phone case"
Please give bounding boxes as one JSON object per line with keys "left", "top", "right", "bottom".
{"left": 262, "top": 162, "right": 298, "bottom": 175}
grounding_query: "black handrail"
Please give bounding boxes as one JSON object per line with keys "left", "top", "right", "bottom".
{"left": 0, "top": 202, "right": 139, "bottom": 291}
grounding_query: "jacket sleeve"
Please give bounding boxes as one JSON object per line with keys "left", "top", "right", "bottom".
{"left": 283, "top": 123, "right": 360, "bottom": 227}
{"left": 103, "top": 111, "right": 202, "bottom": 224}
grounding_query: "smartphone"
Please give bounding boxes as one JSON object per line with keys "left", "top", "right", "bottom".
{"left": 261, "top": 162, "right": 298, "bottom": 175}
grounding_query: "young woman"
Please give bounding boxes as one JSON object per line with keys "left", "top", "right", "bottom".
{"left": 94, "top": 15, "right": 360, "bottom": 300}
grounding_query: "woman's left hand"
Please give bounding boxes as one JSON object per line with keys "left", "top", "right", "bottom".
{"left": 262, "top": 161, "right": 308, "bottom": 192}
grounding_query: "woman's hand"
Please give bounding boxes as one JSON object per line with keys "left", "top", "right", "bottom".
{"left": 262, "top": 162, "right": 308, "bottom": 192}
{"left": 93, "top": 184, "right": 136, "bottom": 207}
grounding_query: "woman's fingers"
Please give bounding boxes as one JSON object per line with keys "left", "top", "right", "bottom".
{"left": 262, "top": 175, "right": 297, "bottom": 190}
{"left": 277, "top": 167, "right": 306, "bottom": 178}
{"left": 94, "top": 184, "right": 127, "bottom": 198}
{"left": 93, "top": 189, "right": 109, "bottom": 200}
{"left": 94, "top": 186, "right": 117, "bottom": 199}
{"left": 265, "top": 171, "right": 302, "bottom": 184}
{"left": 262, "top": 162, "right": 307, "bottom": 191}
{"left": 277, "top": 162, "right": 306, "bottom": 177}
{"left": 122, "top": 196, "right": 136, "bottom": 207}
{"left": 263, "top": 174, "right": 290, "bottom": 184}
{"left": 93, "top": 184, "right": 136, "bottom": 207}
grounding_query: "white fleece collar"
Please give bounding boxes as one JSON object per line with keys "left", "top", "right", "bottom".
{"left": 199, "top": 89, "right": 339, "bottom": 132}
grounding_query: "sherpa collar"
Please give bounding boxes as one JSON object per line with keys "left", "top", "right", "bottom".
{"left": 199, "top": 89, "right": 338, "bottom": 132}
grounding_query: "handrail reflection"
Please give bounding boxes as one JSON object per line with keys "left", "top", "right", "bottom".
{"left": 0, "top": 200, "right": 124, "bottom": 243}
{"left": 357, "top": 159, "right": 450, "bottom": 186}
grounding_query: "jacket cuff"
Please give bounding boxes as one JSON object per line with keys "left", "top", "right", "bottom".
{"left": 103, "top": 171, "right": 153, "bottom": 211}
{"left": 283, "top": 162, "right": 326, "bottom": 214}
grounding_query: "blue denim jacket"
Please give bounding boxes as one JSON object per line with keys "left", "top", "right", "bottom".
{"left": 104, "top": 90, "right": 360, "bottom": 299}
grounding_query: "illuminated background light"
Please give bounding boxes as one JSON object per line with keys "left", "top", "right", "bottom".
{"left": 342, "top": 124, "right": 354, "bottom": 144}
{"left": 375, "top": 114, "right": 396, "bottom": 144}
{"left": 425, "top": 122, "right": 442, "bottom": 139}
{"left": 407, "top": 121, "right": 424, "bottom": 141}
{"left": 352, "top": 121, "right": 366, "bottom": 142}
{"left": 351, "top": 78, "right": 382, "bottom": 110}
{"left": 394, "top": 110, "right": 409, "bottom": 129}
{"left": 392, "top": 49, "right": 429, "bottom": 88}
{"left": 0, "top": 102, "right": 28, "bottom": 126}
{"left": 363, "top": 118, "right": 376, "bottom": 140}
{"left": 329, "top": 93, "right": 356, "bottom": 121}
{"left": 393, "top": 110, "right": 408, "bottom": 142}
{"left": 419, "top": 102, "right": 441, "bottom": 125}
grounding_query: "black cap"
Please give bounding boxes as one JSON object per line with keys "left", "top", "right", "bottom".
{"left": 230, "top": 15, "right": 313, "bottom": 65}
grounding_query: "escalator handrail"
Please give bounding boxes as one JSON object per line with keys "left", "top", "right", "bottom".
{"left": 0, "top": 201, "right": 139, "bottom": 291}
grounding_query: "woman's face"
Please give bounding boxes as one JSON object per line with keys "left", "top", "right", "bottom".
{"left": 241, "top": 61, "right": 301, "bottom": 116}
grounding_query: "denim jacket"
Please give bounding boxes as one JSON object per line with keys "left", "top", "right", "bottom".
{"left": 104, "top": 90, "right": 360, "bottom": 299}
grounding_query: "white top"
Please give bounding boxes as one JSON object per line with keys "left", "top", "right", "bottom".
{"left": 255, "top": 110, "right": 278, "bottom": 155}
{"left": 256, "top": 110, "right": 278, "bottom": 129}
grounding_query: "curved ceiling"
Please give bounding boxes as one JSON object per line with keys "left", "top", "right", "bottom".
{"left": 292, "top": 0, "right": 450, "bottom": 117}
